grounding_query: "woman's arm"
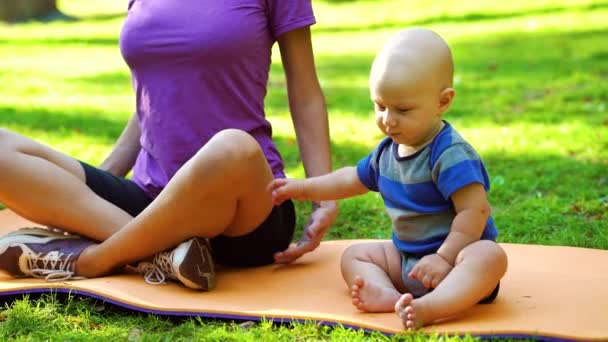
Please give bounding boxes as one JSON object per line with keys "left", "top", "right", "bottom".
{"left": 274, "top": 26, "right": 338, "bottom": 263}
{"left": 99, "top": 113, "right": 141, "bottom": 177}
{"left": 278, "top": 26, "right": 331, "bottom": 182}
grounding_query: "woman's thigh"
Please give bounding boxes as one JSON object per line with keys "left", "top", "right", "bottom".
{"left": 0, "top": 129, "right": 135, "bottom": 239}
{"left": 176, "top": 129, "right": 277, "bottom": 238}
{"left": 79, "top": 161, "right": 153, "bottom": 217}
{"left": 211, "top": 199, "right": 295, "bottom": 267}
{"left": 76, "top": 129, "right": 289, "bottom": 274}
{"left": 0, "top": 128, "right": 85, "bottom": 181}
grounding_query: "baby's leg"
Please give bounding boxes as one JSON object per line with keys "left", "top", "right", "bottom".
{"left": 395, "top": 240, "right": 507, "bottom": 329}
{"left": 340, "top": 241, "right": 404, "bottom": 312}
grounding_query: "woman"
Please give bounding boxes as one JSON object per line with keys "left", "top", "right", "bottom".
{"left": 0, "top": 0, "right": 337, "bottom": 290}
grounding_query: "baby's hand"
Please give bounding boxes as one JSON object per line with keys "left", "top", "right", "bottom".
{"left": 408, "top": 253, "right": 453, "bottom": 289}
{"left": 267, "top": 178, "right": 306, "bottom": 205}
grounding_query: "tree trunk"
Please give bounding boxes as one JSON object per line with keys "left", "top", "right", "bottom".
{"left": 0, "top": 0, "right": 58, "bottom": 22}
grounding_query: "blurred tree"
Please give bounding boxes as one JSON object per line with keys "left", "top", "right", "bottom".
{"left": 0, "top": 0, "right": 60, "bottom": 22}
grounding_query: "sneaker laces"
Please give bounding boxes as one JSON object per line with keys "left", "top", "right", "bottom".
{"left": 26, "top": 250, "right": 83, "bottom": 282}
{"left": 137, "top": 250, "right": 175, "bottom": 285}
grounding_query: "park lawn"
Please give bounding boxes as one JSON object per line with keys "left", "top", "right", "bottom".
{"left": 0, "top": 0, "right": 606, "bottom": 340}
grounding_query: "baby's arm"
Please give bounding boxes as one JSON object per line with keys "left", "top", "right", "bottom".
{"left": 268, "top": 166, "right": 368, "bottom": 205}
{"left": 408, "top": 183, "right": 489, "bottom": 288}
{"left": 436, "top": 182, "right": 490, "bottom": 265}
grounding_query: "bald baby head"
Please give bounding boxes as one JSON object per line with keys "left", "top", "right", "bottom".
{"left": 369, "top": 28, "right": 454, "bottom": 94}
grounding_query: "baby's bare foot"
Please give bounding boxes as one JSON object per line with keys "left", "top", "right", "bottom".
{"left": 351, "top": 276, "right": 401, "bottom": 312}
{"left": 395, "top": 293, "right": 435, "bottom": 329}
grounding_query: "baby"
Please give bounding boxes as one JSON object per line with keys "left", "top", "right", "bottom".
{"left": 267, "top": 27, "right": 508, "bottom": 329}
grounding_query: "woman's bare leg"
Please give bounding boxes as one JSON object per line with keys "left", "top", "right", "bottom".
{"left": 395, "top": 240, "right": 508, "bottom": 329}
{"left": 340, "top": 241, "right": 405, "bottom": 312}
{"left": 76, "top": 129, "right": 276, "bottom": 277}
{"left": 0, "top": 128, "right": 133, "bottom": 240}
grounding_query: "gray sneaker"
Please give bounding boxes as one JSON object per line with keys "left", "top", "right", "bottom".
{"left": 136, "top": 237, "right": 216, "bottom": 291}
{"left": 0, "top": 227, "right": 94, "bottom": 281}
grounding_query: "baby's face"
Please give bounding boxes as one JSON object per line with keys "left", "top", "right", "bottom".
{"left": 371, "top": 77, "right": 443, "bottom": 150}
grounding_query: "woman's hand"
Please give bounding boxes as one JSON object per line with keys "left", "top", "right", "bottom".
{"left": 273, "top": 201, "right": 338, "bottom": 264}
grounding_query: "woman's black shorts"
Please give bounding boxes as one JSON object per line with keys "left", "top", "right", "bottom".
{"left": 80, "top": 161, "right": 296, "bottom": 267}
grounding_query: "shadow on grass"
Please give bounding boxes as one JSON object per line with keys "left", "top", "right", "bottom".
{"left": 4, "top": 1, "right": 607, "bottom": 47}
{"left": 4, "top": 9, "right": 125, "bottom": 24}
{"left": 265, "top": 53, "right": 375, "bottom": 119}
{"left": 0, "top": 105, "right": 124, "bottom": 143}
{"left": 315, "top": 1, "right": 608, "bottom": 33}
{"left": 272, "top": 133, "right": 372, "bottom": 173}
{"left": 68, "top": 71, "right": 132, "bottom": 94}
{"left": 3, "top": 26, "right": 606, "bottom": 136}
{"left": 0, "top": 36, "right": 119, "bottom": 46}
{"left": 76, "top": 12, "right": 126, "bottom": 22}
{"left": 266, "top": 28, "right": 608, "bottom": 125}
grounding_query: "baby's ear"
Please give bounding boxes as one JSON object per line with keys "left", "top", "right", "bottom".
{"left": 438, "top": 87, "right": 455, "bottom": 114}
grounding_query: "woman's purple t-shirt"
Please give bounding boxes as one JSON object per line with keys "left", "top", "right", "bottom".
{"left": 119, "top": 0, "right": 315, "bottom": 198}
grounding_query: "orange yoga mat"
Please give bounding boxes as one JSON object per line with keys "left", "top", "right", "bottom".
{"left": 0, "top": 210, "right": 606, "bottom": 341}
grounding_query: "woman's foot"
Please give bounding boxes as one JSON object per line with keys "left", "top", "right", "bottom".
{"left": 351, "top": 275, "right": 401, "bottom": 312}
{"left": 395, "top": 293, "right": 435, "bottom": 329}
{"left": 0, "top": 227, "right": 94, "bottom": 281}
{"left": 135, "top": 237, "right": 216, "bottom": 291}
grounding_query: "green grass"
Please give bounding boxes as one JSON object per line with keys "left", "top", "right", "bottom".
{"left": 1, "top": 0, "right": 607, "bottom": 340}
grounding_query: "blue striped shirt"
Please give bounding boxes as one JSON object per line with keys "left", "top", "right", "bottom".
{"left": 356, "top": 122, "right": 497, "bottom": 257}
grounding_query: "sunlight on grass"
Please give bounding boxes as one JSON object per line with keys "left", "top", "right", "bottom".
{"left": 314, "top": 0, "right": 603, "bottom": 32}
{"left": 1, "top": 0, "right": 605, "bottom": 244}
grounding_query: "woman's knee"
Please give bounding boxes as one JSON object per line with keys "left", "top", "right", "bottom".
{"left": 177, "top": 129, "right": 272, "bottom": 195}
{"left": 0, "top": 128, "right": 18, "bottom": 164}
{"left": 0, "top": 128, "right": 36, "bottom": 156}
{"left": 192, "top": 129, "right": 266, "bottom": 175}
{"left": 0, "top": 127, "right": 13, "bottom": 148}
{"left": 211, "top": 129, "right": 263, "bottom": 159}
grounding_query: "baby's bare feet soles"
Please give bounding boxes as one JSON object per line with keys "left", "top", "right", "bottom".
{"left": 395, "top": 293, "right": 424, "bottom": 330}
{"left": 351, "top": 276, "right": 401, "bottom": 312}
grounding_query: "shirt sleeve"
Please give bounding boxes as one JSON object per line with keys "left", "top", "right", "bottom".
{"left": 433, "top": 143, "right": 490, "bottom": 200}
{"left": 356, "top": 144, "right": 384, "bottom": 192}
{"left": 267, "top": 0, "right": 316, "bottom": 39}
